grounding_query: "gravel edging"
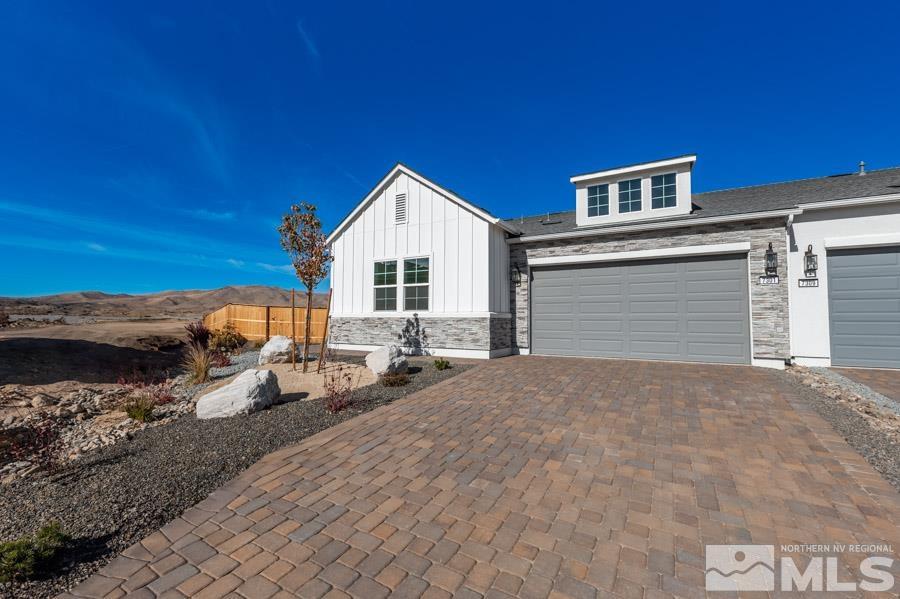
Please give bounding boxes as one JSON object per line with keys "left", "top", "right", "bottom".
{"left": 810, "top": 367, "right": 900, "bottom": 416}
{"left": 778, "top": 371, "right": 900, "bottom": 493}
{"left": 0, "top": 357, "right": 471, "bottom": 598}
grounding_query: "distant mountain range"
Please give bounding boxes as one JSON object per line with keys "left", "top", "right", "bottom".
{"left": 0, "top": 286, "right": 330, "bottom": 319}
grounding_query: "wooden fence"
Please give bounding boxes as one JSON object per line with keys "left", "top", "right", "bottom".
{"left": 203, "top": 303, "right": 330, "bottom": 342}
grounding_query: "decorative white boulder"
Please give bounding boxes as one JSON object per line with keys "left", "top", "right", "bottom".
{"left": 258, "top": 335, "right": 294, "bottom": 365}
{"left": 196, "top": 369, "right": 281, "bottom": 419}
{"left": 365, "top": 345, "right": 408, "bottom": 376}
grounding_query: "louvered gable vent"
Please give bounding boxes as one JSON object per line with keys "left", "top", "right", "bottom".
{"left": 394, "top": 192, "right": 407, "bottom": 224}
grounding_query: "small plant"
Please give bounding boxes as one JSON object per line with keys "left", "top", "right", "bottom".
{"left": 433, "top": 358, "right": 451, "bottom": 371}
{"left": 323, "top": 364, "right": 358, "bottom": 412}
{"left": 9, "top": 415, "right": 65, "bottom": 473}
{"left": 184, "top": 321, "right": 211, "bottom": 349}
{"left": 379, "top": 373, "right": 410, "bottom": 387}
{"left": 182, "top": 344, "right": 212, "bottom": 384}
{"left": 210, "top": 323, "right": 246, "bottom": 352}
{"left": 0, "top": 522, "right": 69, "bottom": 583}
{"left": 209, "top": 350, "right": 231, "bottom": 368}
{"left": 121, "top": 393, "right": 155, "bottom": 422}
{"left": 0, "top": 311, "right": 9, "bottom": 327}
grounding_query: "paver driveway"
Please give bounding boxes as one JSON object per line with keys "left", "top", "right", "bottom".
{"left": 64, "top": 357, "right": 900, "bottom": 598}
{"left": 834, "top": 367, "right": 900, "bottom": 403}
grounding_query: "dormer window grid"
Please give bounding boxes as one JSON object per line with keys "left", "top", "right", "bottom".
{"left": 651, "top": 173, "right": 677, "bottom": 209}
{"left": 618, "top": 178, "right": 642, "bottom": 213}
{"left": 587, "top": 184, "right": 609, "bottom": 217}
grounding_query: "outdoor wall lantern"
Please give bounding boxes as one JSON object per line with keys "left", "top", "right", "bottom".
{"left": 511, "top": 264, "right": 522, "bottom": 287}
{"left": 804, "top": 244, "right": 818, "bottom": 276}
{"left": 765, "top": 242, "right": 778, "bottom": 276}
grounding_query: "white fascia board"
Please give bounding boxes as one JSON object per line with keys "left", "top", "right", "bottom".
{"left": 508, "top": 209, "right": 800, "bottom": 244}
{"left": 326, "top": 164, "right": 518, "bottom": 244}
{"left": 570, "top": 155, "right": 697, "bottom": 184}
{"left": 526, "top": 242, "right": 751, "bottom": 267}
{"left": 824, "top": 232, "right": 900, "bottom": 250}
{"left": 797, "top": 192, "right": 900, "bottom": 211}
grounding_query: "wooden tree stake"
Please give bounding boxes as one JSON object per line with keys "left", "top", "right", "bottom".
{"left": 291, "top": 288, "right": 296, "bottom": 371}
{"left": 317, "top": 289, "right": 333, "bottom": 373}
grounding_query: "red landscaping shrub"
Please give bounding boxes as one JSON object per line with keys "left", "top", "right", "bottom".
{"left": 184, "top": 321, "right": 211, "bottom": 350}
{"left": 9, "top": 415, "right": 65, "bottom": 473}
{"left": 323, "top": 364, "right": 358, "bottom": 413}
{"left": 209, "top": 350, "right": 231, "bottom": 368}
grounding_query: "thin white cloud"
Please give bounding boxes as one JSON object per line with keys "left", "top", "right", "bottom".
{"left": 87, "top": 242, "right": 107, "bottom": 252}
{"left": 227, "top": 258, "right": 245, "bottom": 268}
{"left": 185, "top": 208, "right": 236, "bottom": 221}
{"left": 295, "top": 20, "right": 320, "bottom": 60}
{"left": 256, "top": 262, "right": 294, "bottom": 274}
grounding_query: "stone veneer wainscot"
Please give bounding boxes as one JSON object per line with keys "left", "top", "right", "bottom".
{"left": 329, "top": 314, "right": 512, "bottom": 353}
{"left": 509, "top": 218, "right": 790, "bottom": 360}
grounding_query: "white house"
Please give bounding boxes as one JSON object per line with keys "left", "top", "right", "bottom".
{"left": 327, "top": 157, "right": 900, "bottom": 369}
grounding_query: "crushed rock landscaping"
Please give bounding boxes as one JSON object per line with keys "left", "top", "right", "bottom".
{"left": 0, "top": 356, "right": 469, "bottom": 598}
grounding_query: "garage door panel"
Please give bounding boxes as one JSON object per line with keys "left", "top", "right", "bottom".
{"left": 687, "top": 319, "right": 744, "bottom": 334}
{"left": 531, "top": 254, "right": 750, "bottom": 364}
{"left": 631, "top": 320, "right": 679, "bottom": 333}
{"left": 831, "top": 276, "right": 900, "bottom": 291}
{"left": 828, "top": 246, "right": 900, "bottom": 367}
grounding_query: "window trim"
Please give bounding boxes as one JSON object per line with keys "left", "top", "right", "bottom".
{"left": 371, "top": 255, "right": 432, "bottom": 313}
{"left": 650, "top": 172, "right": 677, "bottom": 210}
{"left": 401, "top": 256, "right": 431, "bottom": 312}
{"left": 617, "top": 177, "right": 643, "bottom": 214}
{"left": 373, "top": 259, "right": 398, "bottom": 312}
{"left": 586, "top": 183, "right": 610, "bottom": 217}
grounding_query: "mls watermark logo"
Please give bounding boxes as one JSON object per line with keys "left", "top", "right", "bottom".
{"left": 706, "top": 545, "right": 775, "bottom": 591}
{"left": 706, "top": 544, "right": 896, "bottom": 592}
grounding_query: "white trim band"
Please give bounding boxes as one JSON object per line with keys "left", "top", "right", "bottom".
{"left": 328, "top": 342, "right": 511, "bottom": 359}
{"left": 526, "top": 242, "right": 751, "bottom": 267}
{"left": 797, "top": 192, "right": 900, "bottom": 211}
{"left": 330, "top": 312, "right": 512, "bottom": 319}
{"left": 508, "top": 209, "right": 799, "bottom": 244}
{"left": 824, "top": 232, "right": 900, "bottom": 250}
{"left": 570, "top": 155, "right": 696, "bottom": 183}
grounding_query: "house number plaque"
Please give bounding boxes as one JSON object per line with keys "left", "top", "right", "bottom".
{"left": 758, "top": 275, "right": 779, "bottom": 285}
{"left": 798, "top": 278, "right": 819, "bottom": 287}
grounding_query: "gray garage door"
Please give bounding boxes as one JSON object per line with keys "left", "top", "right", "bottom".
{"left": 531, "top": 254, "right": 750, "bottom": 364}
{"left": 828, "top": 246, "right": 900, "bottom": 368}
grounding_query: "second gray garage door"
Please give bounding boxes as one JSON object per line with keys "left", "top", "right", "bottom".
{"left": 531, "top": 254, "right": 750, "bottom": 364}
{"left": 828, "top": 246, "right": 900, "bottom": 368}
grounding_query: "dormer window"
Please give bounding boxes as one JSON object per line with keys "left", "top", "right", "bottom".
{"left": 651, "top": 173, "right": 676, "bottom": 209}
{"left": 618, "top": 178, "right": 642, "bottom": 213}
{"left": 587, "top": 184, "right": 609, "bottom": 217}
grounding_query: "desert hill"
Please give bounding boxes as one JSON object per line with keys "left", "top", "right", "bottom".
{"left": 0, "top": 285, "right": 329, "bottom": 319}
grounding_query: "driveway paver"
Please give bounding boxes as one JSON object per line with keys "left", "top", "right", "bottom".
{"left": 63, "top": 357, "right": 900, "bottom": 598}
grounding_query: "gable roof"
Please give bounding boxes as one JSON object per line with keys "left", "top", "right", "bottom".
{"left": 506, "top": 165, "right": 900, "bottom": 238}
{"left": 325, "top": 163, "right": 519, "bottom": 244}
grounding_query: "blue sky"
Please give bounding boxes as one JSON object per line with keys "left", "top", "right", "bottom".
{"left": 2, "top": 1, "right": 899, "bottom": 296}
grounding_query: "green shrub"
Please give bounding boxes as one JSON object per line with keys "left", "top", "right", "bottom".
{"left": 210, "top": 323, "right": 246, "bottom": 352}
{"left": 182, "top": 344, "right": 212, "bottom": 384}
{"left": 433, "top": 358, "right": 451, "bottom": 371}
{"left": 121, "top": 393, "right": 155, "bottom": 423}
{"left": 379, "top": 373, "right": 409, "bottom": 387}
{"left": 0, "top": 522, "right": 69, "bottom": 582}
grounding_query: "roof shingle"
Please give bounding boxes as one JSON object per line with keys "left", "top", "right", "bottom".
{"left": 505, "top": 166, "right": 900, "bottom": 237}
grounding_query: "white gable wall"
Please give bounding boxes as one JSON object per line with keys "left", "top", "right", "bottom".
{"left": 330, "top": 172, "right": 509, "bottom": 316}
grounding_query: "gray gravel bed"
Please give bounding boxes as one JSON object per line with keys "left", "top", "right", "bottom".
{"left": 0, "top": 357, "right": 470, "bottom": 598}
{"left": 779, "top": 371, "right": 900, "bottom": 493}
{"left": 810, "top": 367, "right": 900, "bottom": 416}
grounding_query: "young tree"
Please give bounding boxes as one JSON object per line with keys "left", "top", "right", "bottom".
{"left": 278, "top": 203, "right": 332, "bottom": 372}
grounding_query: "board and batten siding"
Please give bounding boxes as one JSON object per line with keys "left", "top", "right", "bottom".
{"left": 330, "top": 172, "right": 510, "bottom": 316}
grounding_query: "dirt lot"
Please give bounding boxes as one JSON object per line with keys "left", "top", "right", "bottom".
{"left": 0, "top": 320, "right": 189, "bottom": 386}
